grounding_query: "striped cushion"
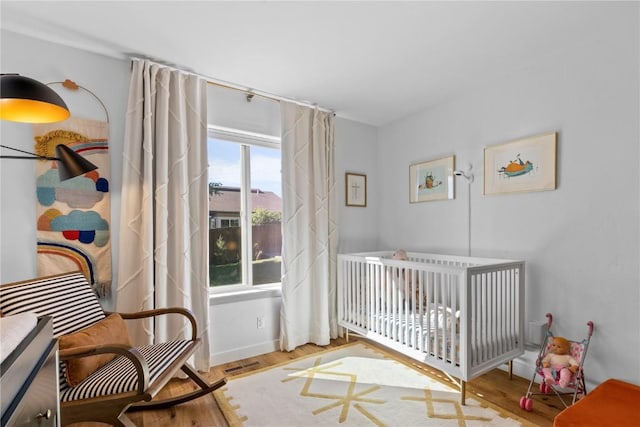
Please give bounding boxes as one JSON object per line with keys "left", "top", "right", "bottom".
{"left": 2, "top": 272, "right": 194, "bottom": 403}
{"left": 60, "top": 340, "right": 192, "bottom": 401}
{"left": 0, "top": 272, "right": 105, "bottom": 337}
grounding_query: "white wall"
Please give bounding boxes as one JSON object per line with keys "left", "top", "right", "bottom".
{"left": 4, "top": 6, "right": 637, "bottom": 385}
{"left": 205, "top": 83, "right": 285, "bottom": 363}
{"left": 204, "top": 82, "right": 379, "bottom": 363}
{"left": 210, "top": 290, "right": 282, "bottom": 364}
{"left": 377, "top": 8, "right": 639, "bottom": 386}
{"left": 1, "top": 30, "right": 380, "bottom": 365}
{"left": 335, "top": 117, "right": 379, "bottom": 253}
{"left": 0, "top": 30, "right": 128, "bottom": 312}
{"left": 206, "top": 112, "right": 379, "bottom": 364}
{"left": 207, "top": 83, "right": 281, "bottom": 137}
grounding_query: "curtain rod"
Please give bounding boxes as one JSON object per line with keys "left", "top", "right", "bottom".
{"left": 130, "top": 57, "right": 334, "bottom": 115}
{"left": 206, "top": 79, "right": 334, "bottom": 115}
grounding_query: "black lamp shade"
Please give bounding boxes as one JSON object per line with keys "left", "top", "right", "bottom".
{"left": 0, "top": 74, "right": 70, "bottom": 123}
{"left": 55, "top": 144, "right": 98, "bottom": 181}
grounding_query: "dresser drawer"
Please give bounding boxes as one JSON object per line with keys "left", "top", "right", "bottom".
{"left": 5, "top": 341, "right": 58, "bottom": 426}
{"left": 1, "top": 318, "right": 59, "bottom": 427}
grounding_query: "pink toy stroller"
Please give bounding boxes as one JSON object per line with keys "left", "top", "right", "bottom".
{"left": 520, "top": 313, "right": 594, "bottom": 411}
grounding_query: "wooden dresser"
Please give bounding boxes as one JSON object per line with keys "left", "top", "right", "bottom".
{"left": 1, "top": 316, "right": 59, "bottom": 427}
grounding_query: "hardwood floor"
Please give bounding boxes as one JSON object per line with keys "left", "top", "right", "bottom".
{"left": 71, "top": 337, "right": 563, "bottom": 426}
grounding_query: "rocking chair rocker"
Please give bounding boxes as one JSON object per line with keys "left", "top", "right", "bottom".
{"left": 0, "top": 271, "right": 226, "bottom": 426}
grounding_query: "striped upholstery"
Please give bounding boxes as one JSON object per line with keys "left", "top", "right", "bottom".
{"left": 0, "top": 272, "right": 105, "bottom": 337}
{"left": 60, "top": 340, "right": 191, "bottom": 401}
{"left": 1, "top": 272, "right": 193, "bottom": 401}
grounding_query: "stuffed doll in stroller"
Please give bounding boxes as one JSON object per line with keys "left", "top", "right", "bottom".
{"left": 541, "top": 336, "right": 579, "bottom": 387}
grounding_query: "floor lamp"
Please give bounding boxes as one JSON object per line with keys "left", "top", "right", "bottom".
{"left": 0, "top": 74, "right": 97, "bottom": 180}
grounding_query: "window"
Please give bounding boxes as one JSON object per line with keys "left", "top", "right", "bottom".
{"left": 208, "top": 126, "right": 281, "bottom": 288}
{"left": 218, "top": 218, "right": 240, "bottom": 228}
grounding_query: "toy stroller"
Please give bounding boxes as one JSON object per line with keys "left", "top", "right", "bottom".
{"left": 520, "top": 313, "right": 594, "bottom": 411}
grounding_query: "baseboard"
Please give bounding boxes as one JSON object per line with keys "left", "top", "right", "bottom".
{"left": 211, "top": 339, "right": 280, "bottom": 365}
{"left": 500, "top": 350, "right": 537, "bottom": 380}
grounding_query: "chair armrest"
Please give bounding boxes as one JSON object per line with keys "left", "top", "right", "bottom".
{"left": 105, "top": 308, "right": 198, "bottom": 340}
{"left": 59, "top": 344, "right": 150, "bottom": 395}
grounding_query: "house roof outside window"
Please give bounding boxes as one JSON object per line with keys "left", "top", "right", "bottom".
{"left": 209, "top": 186, "right": 282, "bottom": 214}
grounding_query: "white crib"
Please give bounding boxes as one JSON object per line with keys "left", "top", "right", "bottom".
{"left": 337, "top": 251, "right": 525, "bottom": 404}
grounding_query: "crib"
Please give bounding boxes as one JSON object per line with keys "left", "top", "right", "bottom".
{"left": 337, "top": 251, "right": 525, "bottom": 404}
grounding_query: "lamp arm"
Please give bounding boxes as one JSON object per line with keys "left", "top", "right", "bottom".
{"left": 1, "top": 143, "right": 97, "bottom": 180}
{"left": 0, "top": 144, "right": 58, "bottom": 161}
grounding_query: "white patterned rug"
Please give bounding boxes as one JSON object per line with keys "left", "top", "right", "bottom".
{"left": 214, "top": 342, "right": 534, "bottom": 427}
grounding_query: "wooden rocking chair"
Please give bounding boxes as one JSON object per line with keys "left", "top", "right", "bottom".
{"left": 0, "top": 271, "right": 226, "bottom": 426}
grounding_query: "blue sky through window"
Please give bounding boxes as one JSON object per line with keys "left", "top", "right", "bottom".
{"left": 208, "top": 137, "right": 282, "bottom": 197}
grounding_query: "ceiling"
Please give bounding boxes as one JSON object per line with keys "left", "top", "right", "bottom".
{"left": 1, "top": 1, "right": 611, "bottom": 126}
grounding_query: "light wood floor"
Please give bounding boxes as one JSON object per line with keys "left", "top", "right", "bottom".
{"left": 72, "top": 337, "right": 564, "bottom": 427}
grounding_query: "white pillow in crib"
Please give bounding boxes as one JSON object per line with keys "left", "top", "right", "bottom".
{"left": 428, "top": 305, "right": 460, "bottom": 332}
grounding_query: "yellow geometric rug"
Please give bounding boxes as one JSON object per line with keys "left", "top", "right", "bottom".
{"left": 214, "top": 342, "right": 535, "bottom": 427}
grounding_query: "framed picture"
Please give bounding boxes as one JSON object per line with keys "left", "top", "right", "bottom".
{"left": 345, "top": 172, "right": 367, "bottom": 207}
{"left": 484, "top": 132, "right": 557, "bottom": 195}
{"left": 409, "top": 155, "right": 455, "bottom": 203}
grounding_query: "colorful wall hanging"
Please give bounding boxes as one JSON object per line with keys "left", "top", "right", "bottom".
{"left": 32, "top": 81, "right": 111, "bottom": 297}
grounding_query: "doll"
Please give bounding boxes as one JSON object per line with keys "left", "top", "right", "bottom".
{"left": 541, "top": 336, "right": 579, "bottom": 387}
{"left": 391, "top": 249, "right": 423, "bottom": 309}
{"left": 391, "top": 250, "right": 410, "bottom": 297}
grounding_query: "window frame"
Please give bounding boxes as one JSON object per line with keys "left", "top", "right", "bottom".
{"left": 216, "top": 217, "right": 240, "bottom": 228}
{"left": 207, "top": 125, "right": 282, "bottom": 295}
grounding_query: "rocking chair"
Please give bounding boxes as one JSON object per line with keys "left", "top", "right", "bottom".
{"left": 0, "top": 271, "right": 226, "bottom": 426}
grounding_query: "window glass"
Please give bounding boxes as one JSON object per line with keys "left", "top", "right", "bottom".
{"left": 209, "top": 138, "right": 242, "bottom": 286}
{"left": 208, "top": 135, "right": 281, "bottom": 287}
{"left": 250, "top": 145, "right": 282, "bottom": 285}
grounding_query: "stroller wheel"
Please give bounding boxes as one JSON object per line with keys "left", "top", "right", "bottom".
{"left": 539, "top": 382, "right": 550, "bottom": 393}
{"left": 519, "top": 396, "right": 533, "bottom": 411}
{"left": 524, "top": 397, "right": 533, "bottom": 411}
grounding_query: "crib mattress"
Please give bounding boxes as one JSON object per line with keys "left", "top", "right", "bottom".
{"left": 553, "top": 379, "right": 640, "bottom": 427}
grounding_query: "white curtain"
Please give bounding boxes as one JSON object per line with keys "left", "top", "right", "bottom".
{"left": 116, "top": 59, "right": 211, "bottom": 371}
{"left": 279, "top": 102, "right": 338, "bottom": 351}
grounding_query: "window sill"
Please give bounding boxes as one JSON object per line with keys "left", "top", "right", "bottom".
{"left": 209, "top": 283, "right": 282, "bottom": 305}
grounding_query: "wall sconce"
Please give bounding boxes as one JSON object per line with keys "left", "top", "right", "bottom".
{"left": 0, "top": 144, "right": 97, "bottom": 181}
{"left": 0, "top": 73, "right": 98, "bottom": 180}
{"left": 453, "top": 169, "right": 474, "bottom": 183}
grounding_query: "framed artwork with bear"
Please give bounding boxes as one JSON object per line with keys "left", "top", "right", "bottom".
{"left": 409, "top": 156, "right": 455, "bottom": 203}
